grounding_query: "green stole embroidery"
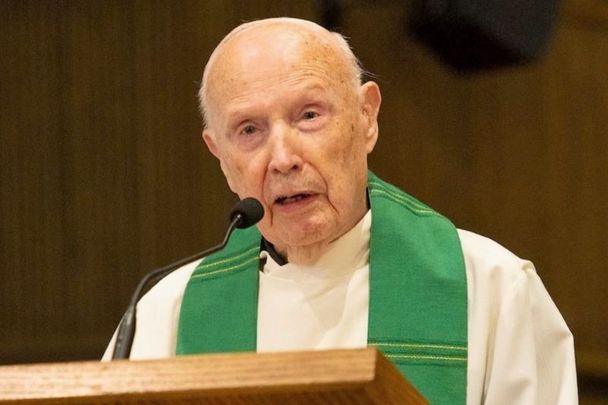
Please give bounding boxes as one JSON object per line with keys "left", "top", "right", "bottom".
{"left": 177, "top": 172, "right": 467, "bottom": 404}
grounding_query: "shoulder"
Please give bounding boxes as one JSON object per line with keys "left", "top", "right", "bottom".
{"left": 137, "top": 259, "right": 202, "bottom": 310}
{"left": 140, "top": 260, "right": 201, "bottom": 304}
{"left": 457, "top": 229, "right": 536, "bottom": 295}
{"left": 103, "top": 259, "right": 202, "bottom": 360}
{"left": 457, "top": 229, "right": 533, "bottom": 274}
{"left": 456, "top": 228, "right": 541, "bottom": 331}
{"left": 456, "top": 228, "right": 537, "bottom": 335}
{"left": 128, "top": 259, "right": 202, "bottom": 359}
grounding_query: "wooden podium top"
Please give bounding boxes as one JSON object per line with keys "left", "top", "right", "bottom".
{"left": 0, "top": 347, "right": 427, "bottom": 404}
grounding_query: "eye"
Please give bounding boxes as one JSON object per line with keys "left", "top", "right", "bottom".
{"left": 240, "top": 124, "right": 257, "bottom": 136}
{"left": 297, "top": 107, "right": 327, "bottom": 132}
{"left": 302, "top": 110, "right": 319, "bottom": 120}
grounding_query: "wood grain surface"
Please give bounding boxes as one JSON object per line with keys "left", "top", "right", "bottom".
{"left": 0, "top": 348, "right": 426, "bottom": 404}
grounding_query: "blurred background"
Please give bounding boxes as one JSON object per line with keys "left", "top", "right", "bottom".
{"left": 1, "top": 1, "right": 606, "bottom": 403}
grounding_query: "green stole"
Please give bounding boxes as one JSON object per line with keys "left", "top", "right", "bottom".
{"left": 176, "top": 172, "right": 468, "bottom": 404}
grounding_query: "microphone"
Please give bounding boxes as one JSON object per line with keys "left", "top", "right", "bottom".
{"left": 230, "top": 197, "right": 265, "bottom": 229}
{"left": 112, "top": 197, "right": 264, "bottom": 360}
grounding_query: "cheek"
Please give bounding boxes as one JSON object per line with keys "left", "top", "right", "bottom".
{"left": 319, "top": 121, "right": 369, "bottom": 202}
{"left": 323, "top": 121, "right": 365, "bottom": 169}
{"left": 222, "top": 152, "right": 268, "bottom": 198}
{"left": 219, "top": 158, "right": 241, "bottom": 192}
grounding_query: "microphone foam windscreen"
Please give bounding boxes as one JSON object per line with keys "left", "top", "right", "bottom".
{"left": 230, "top": 198, "right": 264, "bottom": 228}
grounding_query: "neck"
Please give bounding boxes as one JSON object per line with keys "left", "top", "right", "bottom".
{"left": 275, "top": 211, "right": 371, "bottom": 266}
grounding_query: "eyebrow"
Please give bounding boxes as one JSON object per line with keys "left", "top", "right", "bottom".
{"left": 223, "top": 80, "right": 332, "bottom": 123}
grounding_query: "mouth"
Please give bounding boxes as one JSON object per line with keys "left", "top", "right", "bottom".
{"left": 274, "top": 193, "right": 314, "bottom": 206}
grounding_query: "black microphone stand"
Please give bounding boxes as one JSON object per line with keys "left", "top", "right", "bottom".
{"left": 111, "top": 214, "right": 242, "bottom": 360}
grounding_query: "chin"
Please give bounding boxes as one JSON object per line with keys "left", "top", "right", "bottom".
{"left": 277, "top": 218, "right": 336, "bottom": 248}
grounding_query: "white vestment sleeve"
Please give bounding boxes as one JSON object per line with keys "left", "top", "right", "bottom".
{"left": 101, "top": 260, "right": 199, "bottom": 361}
{"left": 460, "top": 230, "right": 578, "bottom": 405}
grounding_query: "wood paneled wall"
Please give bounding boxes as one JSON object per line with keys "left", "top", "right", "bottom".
{"left": 0, "top": 0, "right": 317, "bottom": 363}
{"left": 1, "top": 0, "right": 606, "bottom": 401}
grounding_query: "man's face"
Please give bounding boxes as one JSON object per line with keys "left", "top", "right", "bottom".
{"left": 203, "top": 27, "right": 380, "bottom": 261}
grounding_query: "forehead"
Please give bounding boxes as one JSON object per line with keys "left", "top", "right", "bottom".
{"left": 205, "top": 25, "right": 354, "bottom": 120}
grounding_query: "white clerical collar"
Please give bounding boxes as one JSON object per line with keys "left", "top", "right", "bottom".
{"left": 260, "top": 210, "right": 371, "bottom": 282}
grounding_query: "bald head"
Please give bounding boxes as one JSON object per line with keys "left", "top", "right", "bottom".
{"left": 197, "top": 17, "right": 381, "bottom": 263}
{"left": 199, "top": 18, "right": 363, "bottom": 128}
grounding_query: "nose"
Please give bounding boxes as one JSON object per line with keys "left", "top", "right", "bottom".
{"left": 267, "top": 124, "right": 303, "bottom": 174}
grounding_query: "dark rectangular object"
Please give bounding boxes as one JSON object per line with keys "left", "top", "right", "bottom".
{"left": 409, "top": 0, "right": 560, "bottom": 71}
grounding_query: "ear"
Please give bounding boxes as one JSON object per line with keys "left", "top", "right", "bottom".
{"left": 202, "top": 129, "right": 239, "bottom": 194}
{"left": 359, "top": 81, "right": 382, "bottom": 154}
{"left": 202, "top": 129, "right": 220, "bottom": 159}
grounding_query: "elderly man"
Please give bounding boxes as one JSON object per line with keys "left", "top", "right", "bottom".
{"left": 105, "top": 18, "right": 577, "bottom": 404}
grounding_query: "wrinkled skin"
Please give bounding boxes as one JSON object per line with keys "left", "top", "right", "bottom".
{"left": 203, "top": 19, "right": 381, "bottom": 264}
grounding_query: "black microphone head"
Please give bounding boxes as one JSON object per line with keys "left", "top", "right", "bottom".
{"left": 230, "top": 197, "right": 264, "bottom": 229}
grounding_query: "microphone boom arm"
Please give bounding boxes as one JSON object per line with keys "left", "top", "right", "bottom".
{"left": 111, "top": 210, "right": 251, "bottom": 360}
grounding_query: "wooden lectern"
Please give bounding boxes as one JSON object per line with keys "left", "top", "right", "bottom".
{"left": 0, "top": 347, "right": 427, "bottom": 404}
